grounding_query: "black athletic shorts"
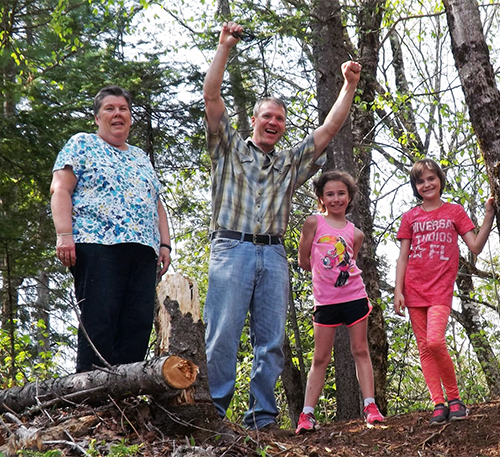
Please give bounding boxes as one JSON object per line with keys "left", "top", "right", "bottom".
{"left": 313, "top": 297, "right": 372, "bottom": 327}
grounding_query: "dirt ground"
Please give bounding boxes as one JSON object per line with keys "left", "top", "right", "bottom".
{"left": 257, "top": 400, "right": 500, "bottom": 457}
{"left": 1, "top": 400, "right": 500, "bottom": 456}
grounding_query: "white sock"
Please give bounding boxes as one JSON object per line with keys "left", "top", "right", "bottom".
{"left": 364, "top": 397, "right": 375, "bottom": 407}
{"left": 303, "top": 406, "right": 315, "bottom": 415}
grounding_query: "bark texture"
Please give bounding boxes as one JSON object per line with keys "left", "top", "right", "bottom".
{"left": 282, "top": 335, "right": 305, "bottom": 427}
{"left": 0, "top": 356, "right": 197, "bottom": 414}
{"left": 310, "top": 0, "right": 362, "bottom": 420}
{"left": 282, "top": 283, "right": 306, "bottom": 426}
{"left": 352, "top": 0, "right": 389, "bottom": 415}
{"left": 443, "top": 0, "right": 500, "bottom": 232}
{"left": 443, "top": 0, "right": 500, "bottom": 398}
{"left": 456, "top": 258, "right": 500, "bottom": 397}
{"left": 152, "top": 273, "right": 222, "bottom": 434}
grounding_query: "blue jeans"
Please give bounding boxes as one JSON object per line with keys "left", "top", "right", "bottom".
{"left": 71, "top": 243, "right": 157, "bottom": 372}
{"left": 204, "top": 237, "right": 289, "bottom": 430}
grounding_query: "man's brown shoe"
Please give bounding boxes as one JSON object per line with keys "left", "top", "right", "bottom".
{"left": 258, "top": 422, "right": 294, "bottom": 437}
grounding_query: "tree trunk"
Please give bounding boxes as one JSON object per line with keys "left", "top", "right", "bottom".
{"left": 443, "top": 0, "right": 500, "bottom": 399}
{"left": 334, "top": 326, "right": 362, "bottom": 420}
{"left": 387, "top": 30, "right": 426, "bottom": 155}
{"left": 0, "top": 355, "right": 197, "bottom": 414}
{"left": 216, "top": 0, "right": 252, "bottom": 138}
{"left": 283, "top": 281, "right": 306, "bottom": 426}
{"left": 352, "top": 0, "right": 388, "bottom": 415}
{"left": 442, "top": 0, "right": 500, "bottom": 232}
{"left": 34, "top": 268, "right": 50, "bottom": 360}
{"left": 0, "top": 251, "right": 23, "bottom": 384}
{"left": 152, "top": 273, "right": 222, "bottom": 435}
{"left": 455, "top": 258, "right": 500, "bottom": 398}
{"left": 312, "top": 0, "right": 355, "bottom": 173}
{"left": 155, "top": 272, "right": 208, "bottom": 402}
{"left": 310, "top": 0, "right": 361, "bottom": 421}
{"left": 281, "top": 335, "right": 304, "bottom": 427}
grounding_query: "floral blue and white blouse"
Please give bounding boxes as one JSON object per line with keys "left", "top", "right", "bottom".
{"left": 53, "top": 133, "right": 162, "bottom": 255}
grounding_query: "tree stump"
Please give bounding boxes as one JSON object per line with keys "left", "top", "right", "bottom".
{"left": 153, "top": 273, "right": 221, "bottom": 436}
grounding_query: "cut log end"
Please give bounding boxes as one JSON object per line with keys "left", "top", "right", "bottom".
{"left": 162, "top": 355, "right": 198, "bottom": 389}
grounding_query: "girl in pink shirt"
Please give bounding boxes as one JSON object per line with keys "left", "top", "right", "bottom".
{"left": 295, "top": 171, "right": 384, "bottom": 434}
{"left": 395, "top": 158, "right": 494, "bottom": 425}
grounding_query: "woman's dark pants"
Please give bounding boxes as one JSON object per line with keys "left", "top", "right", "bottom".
{"left": 71, "top": 243, "right": 157, "bottom": 372}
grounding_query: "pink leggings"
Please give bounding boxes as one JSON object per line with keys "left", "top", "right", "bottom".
{"left": 408, "top": 306, "right": 460, "bottom": 404}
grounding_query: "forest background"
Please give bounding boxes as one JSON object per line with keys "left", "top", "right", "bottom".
{"left": 1, "top": 0, "right": 500, "bottom": 431}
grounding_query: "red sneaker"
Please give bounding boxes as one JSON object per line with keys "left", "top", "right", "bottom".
{"left": 295, "top": 412, "right": 317, "bottom": 435}
{"left": 363, "top": 403, "right": 385, "bottom": 426}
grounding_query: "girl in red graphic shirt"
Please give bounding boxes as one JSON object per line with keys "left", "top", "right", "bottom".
{"left": 394, "top": 158, "right": 495, "bottom": 425}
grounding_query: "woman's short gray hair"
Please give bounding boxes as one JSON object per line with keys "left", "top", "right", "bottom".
{"left": 93, "top": 85, "right": 132, "bottom": 117}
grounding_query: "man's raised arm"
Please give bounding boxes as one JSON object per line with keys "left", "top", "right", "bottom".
{"left": 203, "top": 21, "right": 243, "bottom": 133}
{"left": 312, "top": 61, "right": 362, "bottom": 159}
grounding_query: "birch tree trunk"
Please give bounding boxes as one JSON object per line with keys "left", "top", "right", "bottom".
{"left": 34, "top": 268, "right": 50, "bottom": 360}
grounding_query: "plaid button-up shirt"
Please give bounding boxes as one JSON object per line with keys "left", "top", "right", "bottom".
{"left": 206, "top": 110, "right": 326, "bottom": 236}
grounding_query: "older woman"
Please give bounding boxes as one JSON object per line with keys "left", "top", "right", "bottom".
{"left": 50, "top": 85, "right": 171, "bottom": 372}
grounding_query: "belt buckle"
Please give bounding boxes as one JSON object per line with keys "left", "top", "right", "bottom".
{"left": 253, "top": 234, "right": 265, "bottom": 245}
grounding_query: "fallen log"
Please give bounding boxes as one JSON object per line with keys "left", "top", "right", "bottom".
{"left": 0, "top": 355, "right": 197, "bottom": 414}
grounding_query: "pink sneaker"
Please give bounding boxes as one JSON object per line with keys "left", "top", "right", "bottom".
{"left": 295, "top": 412, "right": 317, "bottom": 435}
{"left": 363, "top": 403, "right": 385, "bottom": 426}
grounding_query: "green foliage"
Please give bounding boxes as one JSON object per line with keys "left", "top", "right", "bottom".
{"left": 109, "top": 440, "right": 142, "bottom": 457}
{"left": 0, "top": 324, "right": 59, "bottom": 388}
{"left": 226, "top": 353, "right": 253, "bottom": 424}
{"left": 386, "top": 315, "right": 431, "bottom": 414}
{"left": 1, "top": 0, "right": 500, "bottom": 430}
{"left": 256, "top": 445, "right": 271, "bottom": 457}
{"left": 16, "top": 451, "right": 62, "bottom": 457}
{"left": 87, "top": 439, "right": 102, "bottom": 457}
{"left": 87, "top": 439, "right": 142, "bottom": 457}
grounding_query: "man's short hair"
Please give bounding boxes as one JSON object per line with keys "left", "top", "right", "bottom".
{"left": 253, "top": 97, "right": 287, "bottom": 118}
{"left": 93, "top": 85, "right": 132, "bottom": 117}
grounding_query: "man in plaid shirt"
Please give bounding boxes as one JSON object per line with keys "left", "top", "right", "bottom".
{"left": 203, "top": 20, "right": 361, "bottom": 433}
